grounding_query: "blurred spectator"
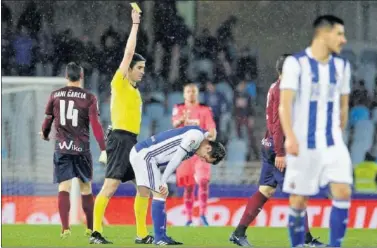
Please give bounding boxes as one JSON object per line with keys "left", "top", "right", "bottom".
{"left": 17, "top": 0, "right": 42, "bottom": 39}
{"left": 35, "top": 18, "right": 54, "bottom": 76}
{"left": 193, "top": 28, "right": 218, "bottom": 61}
{"left": 153, "top": 0, "right": 178, "bottom": 79}
{"left": 236, "top": 47, "right": 258, "bottom": 81}
{"left": 354, "top": 152, "right": 377, "bottom": 193}
{"left": 12, "top": 24, "right": 36, "bottom": 76}
{"left": 371, "top": 77, "right": 377, "bottom": 109}
{"left": 216, "top": 15, "right": 238, "bottom": 62}
{"left": 217, "top": 15, "right": 237, "bottom": 49}
{"left": 203, "top": 80, "right": 229, "bottom": 142}
{"left": 214, "top": 50, "right": 233, "bottom": 84}
{"left": 233, "top": 80, "right": 259, "bottom": 160}
{"left": 350, "top": 80, "right": 370, "bottom": 108}
{"left": 2, "top": 13, "right": 14, "bottom": 75}
{"left": 2, "top": 2, "right": 12, "bottom": 27}
{"left": 52, "top": 29, "right": 80, "bottom": 75}
{"left": 98, "top": 27, "right": 122, "bottom": 99}
{"left": 77, "top": 35, "right": 99, "bottom": 90}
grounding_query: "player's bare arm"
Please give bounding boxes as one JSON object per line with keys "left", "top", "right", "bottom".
{"left": 207, "top": 128, "right": 217, "bottom": 141}
{"left": 118, "top": 9, "right": 140, "bottom": 77}
{"left": 279, "top": 90, "right": 299, "bottom": 156}
{"left": 172, "top": 108, "right": 188, "bottom": 128}
{"left": 161, "top": 147, "right": 188, "bottom": 184}
{"left": 205, "top": 107, "right": 217, "bottom": 141}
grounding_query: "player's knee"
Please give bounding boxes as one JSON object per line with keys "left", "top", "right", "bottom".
{"left": 80, "top": 182, "right": 92, "bottom": 195}
{"left": 259, "top": 185, "right": 276, "bottom": 198}
{"left": 153, "top": 191, "right": 168, "bottom": 200}
{"left": 289, "top": 194, "right": 308, "bottom": 209}
{"left": 58, "top": 180, "right": 72, "bottom": 192}
{"left": 198, "top": 179, "right": 209, "bottom": 189}
{"left": 100, "top": 179, "right": 120, "bottom": 197}
{"left": 330, "top": 183, "right": 352, "bottom": 200}
{"left": 185, "top": 185, "right": 195, "bottom": 194}
{"left": 136, "top": 186, "right": 150, "bottom": 198}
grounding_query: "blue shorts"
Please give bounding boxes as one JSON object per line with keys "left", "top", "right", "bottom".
{"left": 258, "top": 145, "right": 285, "bottom": 189}
{"left": 53, "top": 152, "right": 92, "bottom": 184}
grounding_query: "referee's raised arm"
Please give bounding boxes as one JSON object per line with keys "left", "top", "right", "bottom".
{"left": 119, "top": 9, "right": 140, "bottom": 77}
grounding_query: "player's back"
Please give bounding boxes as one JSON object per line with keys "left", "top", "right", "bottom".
{"left": 135, "top": 126, "right": 206, "bottom": 165}
{"left": 281, "top": 48, "right": 350, "bottom": 149}
{"left": 50, "top": 86, "right": 96, "bottom": 154}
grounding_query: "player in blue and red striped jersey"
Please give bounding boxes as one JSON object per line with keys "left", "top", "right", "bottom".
{"left": 40, "top": 62, "right": 106, "bottom": 238}
{"left": 229, "top": 55, "right": 324, "bottom": 247}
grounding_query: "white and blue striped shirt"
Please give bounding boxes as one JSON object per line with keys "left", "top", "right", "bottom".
{"left": 135, "top": 126, "right": 208, "bottom": 166}
{"left": 280, "top": 47, "right": 351, "bottom": 149}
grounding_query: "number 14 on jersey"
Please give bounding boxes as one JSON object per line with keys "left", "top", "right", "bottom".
{"left": 60, "top": 100, "right": 78, "bottom": 127}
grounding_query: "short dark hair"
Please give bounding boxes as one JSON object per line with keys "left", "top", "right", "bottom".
{"left": 130, "top": 53, "right": 146, "bottom": 69}
{"left": 313, "top": 15, "right": 344, "bottom": 30}
{"left": 66, "top": 62, "right": 82, "bottom": 82}
{"left": 209, "top": 141, "right": 226, "bottom": 165}
{"left": 276, "top": 53, "right": 291, "bottom": 75}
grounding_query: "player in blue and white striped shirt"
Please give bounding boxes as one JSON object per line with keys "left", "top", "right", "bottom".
{"left": 129, "top": 126, "right": 226, "bottom": 245}
{"left": 279, "top": 15, "right": 352, "bottom": 247}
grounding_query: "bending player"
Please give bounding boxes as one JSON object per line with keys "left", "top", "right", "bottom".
{"left": 229, "top": 55, "right": 324, "bottom": 247}
{"left": 129, "top": 126, "right": 226, "bottom": 245}
{"left": 172, "top": 83, "right": 217, "bottom": 226}
{"left": 279, "top": 15, "right": 352, "bottom": 247}
{"left": 40, "top": 62, "right": 106, "bottom": 238}
{"left": 90, "top": 9, "right": 152, "bottom": 244}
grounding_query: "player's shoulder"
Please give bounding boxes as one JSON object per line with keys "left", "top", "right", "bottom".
{"left": 291, "top": 50, "right": 307, "bottom": 60}
{"left": 269, "top": 80, "right": 280, "bottom": 93}
{"left": 199, "top": 103, "right": 212, "bottom": 110}
{"left": 173, "top": 103, "right": 185, "bottom": 108}
{"left": 332, "top": 53, "right": 350, "bottom": 67}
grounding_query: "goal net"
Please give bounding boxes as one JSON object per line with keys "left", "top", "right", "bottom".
{"left": 2, "top": 77, "right": 82, "bottom": 224}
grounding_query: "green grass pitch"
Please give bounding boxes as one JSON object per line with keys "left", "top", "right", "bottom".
{"left": 2, "top": 225, "right": 376, "bottom": 247}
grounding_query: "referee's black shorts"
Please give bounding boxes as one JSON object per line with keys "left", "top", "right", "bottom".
{"left": 105, "top": 129, "right": 137, "bottom": 183}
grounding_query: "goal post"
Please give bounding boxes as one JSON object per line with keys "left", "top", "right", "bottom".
{"left": 2, "top": 76, "right": 81, "bottom": 225}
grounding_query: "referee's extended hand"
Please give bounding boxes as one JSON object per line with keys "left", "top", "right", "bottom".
{"left": 131, "top": 9, "right": 140, "bottom": 24}
{"left": 99, "top": 150, "right": 107, "bottom": 165}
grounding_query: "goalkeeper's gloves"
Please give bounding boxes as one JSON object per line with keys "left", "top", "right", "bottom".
{"left": 99, "top": 150, "right": 107, "bottom": 165}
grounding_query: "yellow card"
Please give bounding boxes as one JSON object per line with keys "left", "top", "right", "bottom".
{"left": 130, "top": 2, "right": 142, "bottom": 13}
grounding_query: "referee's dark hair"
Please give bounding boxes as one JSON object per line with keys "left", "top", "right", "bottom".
{"left": 66, "top": 62, "right": 83, "bottom": 82}
{"left": 313, "top": 15, "right": 344, "bottom": 30}
{"left": 209, "top": 141, "right": 226, "bottom": 165}
{"left": 276, "top": 54, "right": 291, "bottom": 75}
{"left": 130, "top": 53, "right": 146, "bottom": 69}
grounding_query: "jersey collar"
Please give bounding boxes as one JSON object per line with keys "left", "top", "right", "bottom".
{"left": 305, "top": 47, "right": 333, "bottom": 63}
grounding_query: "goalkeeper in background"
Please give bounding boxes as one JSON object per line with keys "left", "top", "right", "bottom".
{"left": 90, "top": 9, "right": 152, "bottom": 245}
{"left": 40, "top": 62, "right": 106, "bottom": 238}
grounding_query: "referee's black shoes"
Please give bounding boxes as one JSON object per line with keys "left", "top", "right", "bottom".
{"left": 89, "top": 231, "right": 113, "bottom": 244}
